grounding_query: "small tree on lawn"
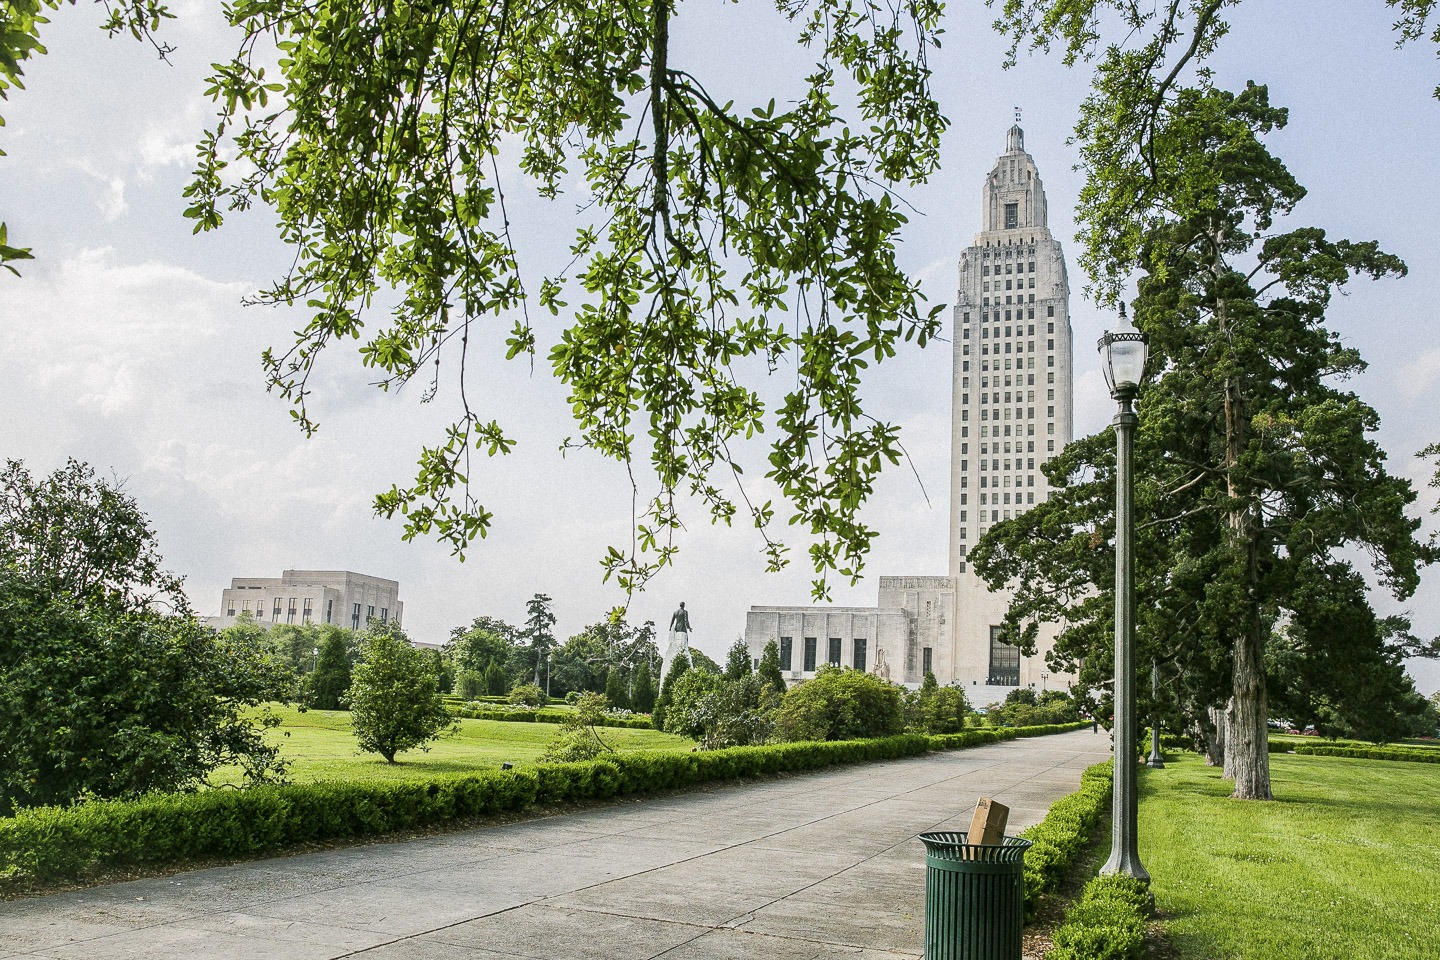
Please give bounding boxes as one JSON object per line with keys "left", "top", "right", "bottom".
{"left": 652, "top": 650, "right": 693, "bottom": 730}
{"left": 484, "top": 660, "right": 509, "bottom": 696}
{"left": 541, "top": 691, "right": 615, "bottom": 762}
{"left": 631, "top": 661, "right": 656, "bottom": 713}
{"left": 757, "top": 639, "right": 787, "bottom": 695}
{"left": 307, "top": 631, "right": 352, "bottom": 710}
{"left": 348, "top": 622, "right": 456, "bottom": 763}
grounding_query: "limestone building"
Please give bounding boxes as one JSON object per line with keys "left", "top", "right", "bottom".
{"left": 215, "top": 569, "right": 403, "bottom": 631}
{"left": 743, "top": 124, "right": 1076, "bottom": 701}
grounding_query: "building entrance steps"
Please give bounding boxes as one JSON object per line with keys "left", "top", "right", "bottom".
{"left": 0, "top": 730, "right": 1112, "bottom": 960}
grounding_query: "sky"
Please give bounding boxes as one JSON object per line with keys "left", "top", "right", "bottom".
{"left": 3, "top": 1, "right": 1439, "bottom": 695}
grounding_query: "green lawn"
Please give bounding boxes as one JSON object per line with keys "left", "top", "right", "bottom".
{"left": 215, "top": 705, "right": 695, "bottom": 785}
{"left": 1140, "top": 752, "right": 1440, "bottom": 959}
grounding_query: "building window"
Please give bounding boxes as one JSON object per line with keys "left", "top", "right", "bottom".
{"left": 803, "top": 637, "right": 818, "bottom": 672}
{"left": 273, "top": 599, "right": 282, "bottom": 622}
{"left": 989, "top": 626, "right": 1021, "bottom": 685}
{"left": 1004, "top": 202, "right": 1018, "bottom": 228}
{"left": 780, "top": 637, "right": 793, "bottom": 671}
{"left": 853, "top": 639, "right": 868, "bottom": 672}
{"left": 303, "top": 598, "right": 313, "bottom": 623}
{"left": 922, "top": 646, "right": 933, "bottom": 676}
{"left": 352, "top": 603, "right": 361, "bottom": 629}
{"left": 380, "top": 607, "right": 388, "bottom": 623}
{"left": 325, "top": 599, "right": 333, "bottom": 624}
{"left": 828, "top": 637, "right": 842, "bottom": 667}
{"left": 367, "top": 605, "right": 375, "bottom": 624}
{"left": 226, "top": 602, "right": 236, "bottom": 617}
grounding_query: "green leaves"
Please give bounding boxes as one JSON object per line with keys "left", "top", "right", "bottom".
{"left": 188, "top": 0, "right": 948, "bottom": 597}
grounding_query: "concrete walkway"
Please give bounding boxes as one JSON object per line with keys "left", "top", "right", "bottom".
{"left": 2, "top": 730, "right": 1110, "bottom": 960}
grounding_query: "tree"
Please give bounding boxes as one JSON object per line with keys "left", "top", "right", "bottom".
{"left": 772, "top": 666, "right": 906, "bottom": 742}
{"left": 1, "top": 458, "right": 185, "bottom": 612}
{"left": 631, "top": 661, "right": 656, "bottom": 713}
{"left": 306, "top": 631, "right": 353, "bottom": 710}
{"left": 180, "top": 0, "right": 954, "bottom": 600}
{"left": 972, "top": 84, "right": 1431, "bottom": 799}
{"left": 651, "top": 651, "right": 693, "bottom": 731}
{"left": 347, "top": 621, "right": 456, "bottom": 763}
{"left": 522, "top": 594, "right": 557, "bottom": 687}
{"left": 483, "top": 660, "right": 509, "bottom": 696}
{"left": 724, "top": 637, "right": 754, "bottom": 680}
{"left": 664, "top": 670, "right": 772, "bottom": 749}
{"left": 604, "top": 667, "right": 630, "bottom": 711}
{"left": 757, "top": 638, "right": 787, "bottom": 695}
{"left": 446, "top": 615, "right": 518, "bottom": 677}
{"left": 0, "top": 460, "right": 292, "bottom": 812}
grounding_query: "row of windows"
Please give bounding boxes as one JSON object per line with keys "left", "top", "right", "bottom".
{"left": 962, "top": 305, "right": 1058, "bottom": 324}
{"left": 967, "top": 457, "right": 1039, "bottom": 471}
{"left": 957, "top": 422, "right": 1061, "bottom": 447}
{"left": 960, "top": 374, "right": 1056, "bottom": 391}
{"left": 982, "top": 278, "right": 1035, "bottom": 293}
{"left": 982, "top": 293, "right": 1035, "bottom": 307}
{"left": 978, "top": 240, "right": 1037, "bottom": 255}
{"left": 778, "top": 636, "right": 868, "bottom": 673}
{"left": 966, "top": 323, "right": 1056, "bottom": 340}
{"left": 981, "top": 261, "right": 1036, "bottom": 276}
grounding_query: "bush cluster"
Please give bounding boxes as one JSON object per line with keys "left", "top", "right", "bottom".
{"left": 1046, "top": 874, "right": 1150, "bottom": 960}
{"left": 447, "top": 705, "right": 653, "bottom": 729}
{"left": 1288, "top": 743, "right": 1440, "bottom": 764}
{"left": 0, "top": 733, "right": 937, "bottom": 887}
{"left": 1019, "top": 760, "right": 1114, "bottom": 918}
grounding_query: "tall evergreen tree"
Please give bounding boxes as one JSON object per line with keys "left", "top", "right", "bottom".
{"left": 757, "top": 639, "right": 787, "bottom": 695}
{"left": 973, "top": 84, "right": 1431, "bottom": 799}
{"left": 724, "top": 638, "right": 754, "bottom": 680}
{"left": 631, "top": 662, "right": 656, "bottom": 714}
{"left": 523, "top": 594, "right": 557, "bottom": 687}
{"left": 652, "top": 653, "right": 693, "bottom": 732}
{"left": 307, "top": 631, "right": 353, "bottom": 710}
{"left": 604, "top": 668, "right": 630, "bottom": 711}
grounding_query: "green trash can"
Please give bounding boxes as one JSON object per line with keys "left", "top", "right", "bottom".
{"left": 919, "top": 831, "right": 1031, "bottom": 960}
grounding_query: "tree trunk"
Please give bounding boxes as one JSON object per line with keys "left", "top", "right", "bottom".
{"left": 1198, "top": 705, "right": 1225, "bottom": 767}
{"left": 1220, "top": 699, "right": 1237, "bottom": 779}
{"left": 1213, "top": 225, "right": 1272, "bottom": 800}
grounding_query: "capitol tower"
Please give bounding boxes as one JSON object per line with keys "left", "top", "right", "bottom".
{"left": 947, "top": 121, "right": 1076, "bottom": 692}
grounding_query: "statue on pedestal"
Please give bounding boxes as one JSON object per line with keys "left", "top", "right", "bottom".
{"left": 661, "top": 602, "right": 693, "bottom": 680}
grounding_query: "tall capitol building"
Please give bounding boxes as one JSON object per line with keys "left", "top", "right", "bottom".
{"left": 742, "top": 123, "right": 1076, "bottom": 700}
{"left": 947, "top": 121, "right": 1075, "bottom": 688}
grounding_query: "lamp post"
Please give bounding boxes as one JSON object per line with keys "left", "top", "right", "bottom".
{"left": 1041, "top": 671, "right": 1049, "bottom": 692}
{"left": 312, "top": 646, "right": 319, "bottom": 673}
{"left": 1147, "top": 661, "right": 1166, "bottom": 769}
{"left": 1099, "top": 304, "right": 1150, "bottom": 883}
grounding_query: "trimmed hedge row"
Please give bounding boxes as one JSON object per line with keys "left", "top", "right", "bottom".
{"left": 1046, "top": 874, "right": 1150, "bottom": 960}
{"left": 1288, "top": 743, "right": 1440, "bottom": 764}
{"left": 446, "top": 705, "right": 654, "bottom": 729}
{"left": 1019, "top": 760, "right": 1114, "bottom": 918}
{"left": 0, "top": 722, "right": 1089, "bottom": 889}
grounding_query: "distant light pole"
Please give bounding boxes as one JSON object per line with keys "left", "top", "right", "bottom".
{"left": 311, "top": 646, "right": 319, "bottom": 673}
{"left": 1041, "top": 671, "right": 1049, "bottom": 692}
{"left": 545, "top": 653, "right": 553, "bottom": 699}
{"left": 1147, "top": 661, "right": 1166, "bottom": 769}
{"left": 1099, "top": 304, "right": 1151, "bottom": 884}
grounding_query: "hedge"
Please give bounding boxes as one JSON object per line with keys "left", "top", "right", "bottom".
{"left": 0, "top": 723, "right": 1088, "bottom": 889}
{"left": 1288, "top": 744, "right": 1440, "bottom": 764}
{"left": 1019, "top": 759, "right": 1114, "bottom": 919}
{"left": 446, "top": 705, "right": 654, "bottom": 729}
{"left": 1046, "top": 874, "right": 1150, "bottom": 960}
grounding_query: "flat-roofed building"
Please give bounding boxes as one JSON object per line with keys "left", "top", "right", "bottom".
{"left": 216, "top": 569, "right": 402, "bottom": 631}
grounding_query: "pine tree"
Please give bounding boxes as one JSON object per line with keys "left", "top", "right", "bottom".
{"left": 652, "top": 654, "right": 693, "bottom": 731}
{"left": 307, "top": 632, "right": 353, "bottom": 710}
{"left": 631, "top": 662, "right": 656, "bottom": 714}
{"left": 604, "top": 667, "right": 629, "bottom": 711}
{"left": 757, "top": 639, "right": 787, "bottom": 695}
{"left": 724, "top": 638, "right": 753, "bottom": 680}
{"left": 483, "top": 660, "right": 509, "bottom": 696}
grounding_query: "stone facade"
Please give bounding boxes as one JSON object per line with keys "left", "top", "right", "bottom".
{"left": 744, "top": 125, "right": 1076, "bottom": 702}
{"left": 215, "top": 569, "right": 402, "bottom": 631}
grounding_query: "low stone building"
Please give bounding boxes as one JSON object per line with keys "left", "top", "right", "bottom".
{"left": 214, "top": 569, "right": 402, "bottom": 631}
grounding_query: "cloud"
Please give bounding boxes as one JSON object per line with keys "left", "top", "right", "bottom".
{"left": 1397, "top": 349, "right": 1440, "bottom": 399}
{"left": 97, "top": 177, "right": 129, "bottom": 221}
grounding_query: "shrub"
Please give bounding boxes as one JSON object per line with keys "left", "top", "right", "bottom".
{"left": 1046, "top": 874, "right": 1149, "bottom": 960}
{"left": 483, "top": 661, "right": 509, "bottom": 696}
{"left": 456, "top": 669, "right": 485, "bottom": 701}
{"left": 631, "top": 662, "right": 656, "bottom": 713}
{"left": 666, "top": 671, "right": 773, "bottom": 749}
{"left": 604, "top": 669, "right": 630, "bottom": 711}
{"left": 920, "top": 686, "right": 971, "bottom": 735}
{"left": 508, "top": 683, "right": 548, "bottom": 708}
{"left": 1020, "top": 759, "right": 1113, "bottom": 918}
{"left": 0, "top": 723, "right": 1085, "bottom": 889}
{"left": 756, "top": 638, "right": 787, "bottom": 695}
{"left": 772, "top": 666, "right": 906, "bottom": 742}
{"left": 724, "top": 638, "right": 754, "bottom": 680}
{"left": 542, "top": 692, "right": 615, "bottom": 763}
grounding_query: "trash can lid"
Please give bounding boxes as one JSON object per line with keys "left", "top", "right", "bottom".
{"left": 918, "top": 831, "right": 1031, "bottom": 864}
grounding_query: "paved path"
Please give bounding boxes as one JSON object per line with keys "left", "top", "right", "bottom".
{"left": 2, "top": 730, "right": 1110, "bottom": 960}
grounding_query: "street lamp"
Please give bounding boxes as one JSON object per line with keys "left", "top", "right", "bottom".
{"left": 1147, "top": 661, "right": 1166, "bottom": 769}
{"left": 312, "top": 646, "right": 319, "bottom": 672}
{"left": 1099, "top": 304, "right": 1150, "bottom": 884}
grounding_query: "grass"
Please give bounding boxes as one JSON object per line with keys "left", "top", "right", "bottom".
{"left": 1140, "top": 751, "right": 1440, "bottom": 959}
{"left": 214, "top": 704, "right": 695, "bottom": 785}
{"left": 1269, "top": 733, "right": 1440, "bottom": 751}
